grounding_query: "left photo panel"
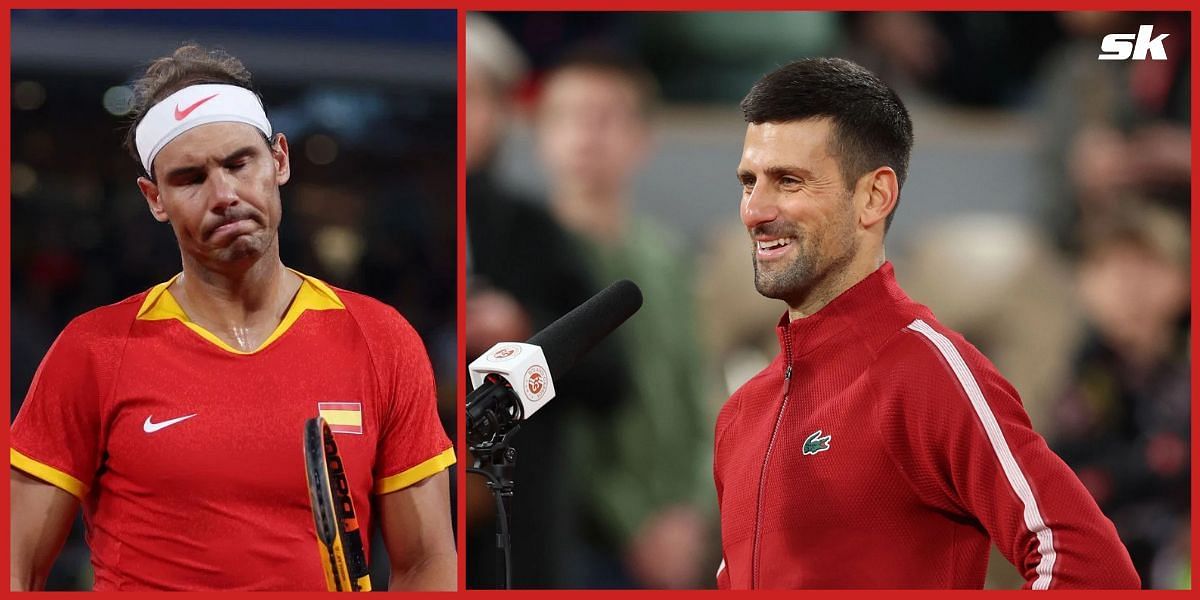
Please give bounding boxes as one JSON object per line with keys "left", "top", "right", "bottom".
{"left": 9, "top": 10, "right": 458, "bottom": 591}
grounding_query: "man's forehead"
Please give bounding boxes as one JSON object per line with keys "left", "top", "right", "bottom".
{"left": 547, "top": 67, "right": 633, "bottom": 94}
{"left": 740, "top": 118, "right": 836, "bottom": 165}
{"left": 540, "top": 68, "right": 645, "bottom": 116}
{"left": 155, "top": 121, "right": 266, "bottom": 166}
{"left": 745, "top": 117, "right": 833, "bottom": 142}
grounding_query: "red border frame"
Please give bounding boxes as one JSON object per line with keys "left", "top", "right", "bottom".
{"left": 457, "top": 6, "right": 470, "bottom": 593}
{"left": 1, "top": 7, "right": 11, "bottom": 594}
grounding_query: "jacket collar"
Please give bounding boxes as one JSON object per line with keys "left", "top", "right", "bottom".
{"left": 774, "top": 261, "right": 908, "bottom": 359}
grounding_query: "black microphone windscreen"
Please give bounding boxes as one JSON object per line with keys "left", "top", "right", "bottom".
{"left": 527, "top": 279, "right": 643, "bottom": 377}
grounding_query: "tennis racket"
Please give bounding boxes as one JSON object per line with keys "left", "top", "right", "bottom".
{"left": 303, "top": 416, "right": 372, "bottom": 592}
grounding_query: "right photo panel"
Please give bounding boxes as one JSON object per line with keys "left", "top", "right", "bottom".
{"left": 464, "top": 11, "right": 1190, "bottom": 591}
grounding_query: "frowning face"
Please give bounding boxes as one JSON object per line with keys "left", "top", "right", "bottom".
{"left": 138, "top": 122, "right": 290, "bottom": 268}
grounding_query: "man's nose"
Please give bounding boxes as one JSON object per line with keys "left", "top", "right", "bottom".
{"left": 741, "top": 183, "right": 778, "bottom": 230}
{"left": 206, "top": 169, "right": 239, "bottom": 211}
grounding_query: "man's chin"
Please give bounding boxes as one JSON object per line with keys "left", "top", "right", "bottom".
{"left": 753, "top": 276, "right": 796, "bottom": 302}
{"left": 210, "top": 234, "right": 270, "bottom": 263}
{"left": 753, "top": 264, "right": 809, "bottom": 303}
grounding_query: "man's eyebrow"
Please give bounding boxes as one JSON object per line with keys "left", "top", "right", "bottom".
{"left": 163, "top": 146, "right": 260, "bottom": 180}
{"left": 738, "top": 165, "right": 814, "bottom": 181}
{"left": 221, "top": 145, "right": 260, "bottom": 163}
{"left": 164, "top": 164, "right": 203, "bottom": 181}
{"left": 762, "top": 165, "right": 814, "bottom": 179}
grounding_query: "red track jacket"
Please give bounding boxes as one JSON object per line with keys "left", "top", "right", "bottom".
{"left": 714, "top": 263, "right": 1139, "bottom": 589}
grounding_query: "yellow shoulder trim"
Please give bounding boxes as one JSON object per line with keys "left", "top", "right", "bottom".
{"left": 10, "top": 449, "right": 88, "bottom": 501}
{"left": 373, "top": 447, "right": 456, "bottom": 495}
{"left": 136, "top": 270, "right": 344, "bottom": 355}
{"left": 291, "top": 269, "right": 345, "bottom": 310}
{"left": 135, "top": 274, "right": 182, "bottom": 319}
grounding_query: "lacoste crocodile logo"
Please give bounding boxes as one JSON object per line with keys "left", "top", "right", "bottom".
{"left": 803, "top": 430, "right": 831, "bottom": 455}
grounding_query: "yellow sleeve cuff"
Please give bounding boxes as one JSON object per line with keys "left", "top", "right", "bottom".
{"left": 10, "top": 448, "right": 88, "bottom": 501}
{"left": 374, "top": 447, "right": 456, "bottom": 495}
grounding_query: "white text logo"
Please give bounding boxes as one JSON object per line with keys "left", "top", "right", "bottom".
{"left": 1099, "top": 25, "right": 1169, "bottom": 61}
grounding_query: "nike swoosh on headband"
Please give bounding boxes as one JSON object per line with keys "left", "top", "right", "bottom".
{"left": 174, "top": 93, "right": 219, "bottom": 121}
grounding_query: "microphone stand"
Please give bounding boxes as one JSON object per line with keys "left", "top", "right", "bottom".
{"left": 466, "top": 376, "right": 523, "bottom": 590}
{"left": 467, "top": 433, "right": 516, "bottom": 590}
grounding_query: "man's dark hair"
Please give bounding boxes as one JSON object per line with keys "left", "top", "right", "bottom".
{"left": 542, "top": 46, "right": 661, "bottom": 120}
{"left": 122, "top": 43, "right": 266, "bottom": 179}
{"left": 741, "top": 57, "right": 913, "bottom": 230}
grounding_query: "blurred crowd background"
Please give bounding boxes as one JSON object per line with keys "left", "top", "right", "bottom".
{"left": 466, "top": 11, "right": 1190, "bottom": 590}
{"left": 10, "top": 10, "right": 457, "bottom": 590}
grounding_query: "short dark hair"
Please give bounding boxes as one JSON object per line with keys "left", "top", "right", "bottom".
{"left": 741, "top": 57, "right": 913, "bottom": 230}
{"left": 542, "top": 46, "right": 660, "bottom": 120}
{"left": 122, "top": 43, "right": 265, "bottom": 179}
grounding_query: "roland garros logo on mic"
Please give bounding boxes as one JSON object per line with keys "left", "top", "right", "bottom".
{"left": 490, "top": 345, "right": 521, "bottom": 361}
{"left": 524, "top": 365, "right": 549, "bottom": 402}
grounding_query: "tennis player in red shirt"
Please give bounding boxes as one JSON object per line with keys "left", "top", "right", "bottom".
{"left": 10, "top": 44, "right": 456, "bottom": 591}
{"left": 714, "top": 57, "right": 1140, "bottom": 589}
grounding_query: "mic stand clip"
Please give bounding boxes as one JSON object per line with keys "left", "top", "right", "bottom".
{"left": 467, "top": 426, "right": 519, "bottom": 590}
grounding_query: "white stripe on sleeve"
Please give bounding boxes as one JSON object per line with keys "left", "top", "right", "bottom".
{"left": 907, "top": 319, "right": 1056, "bottom": 590}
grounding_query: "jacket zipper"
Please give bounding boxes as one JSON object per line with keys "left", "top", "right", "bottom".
{"left": 752, "top": 327, "right": 793, "bottom": 588}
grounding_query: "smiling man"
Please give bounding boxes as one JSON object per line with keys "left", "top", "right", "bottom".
{"left": 9, "top": 44, "right": 455, "bottom": 591}
{"left": 713, "top": 57, "right": 1140, "bottom": 590}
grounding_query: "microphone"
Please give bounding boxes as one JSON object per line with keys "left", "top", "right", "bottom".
{"left": 466, "top": 279, "right": 643, "bottom": 445}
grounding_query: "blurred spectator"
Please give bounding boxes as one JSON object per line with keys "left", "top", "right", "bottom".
{"left": 464, "top": 13, "right": 629, "bottom": 589}
{"left": 1051, "top": 202, "right": 1190, "bottom": 588}
{"left": 533, "top": 49, "right": 714, "bottom": 588}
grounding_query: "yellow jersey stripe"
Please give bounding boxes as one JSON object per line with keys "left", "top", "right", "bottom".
{"left": 373, "top": 447, "right": 456, "bottom": 495}
{"left": 10, "top": 449, "right": 88, "bottom": 500}
{"left": 318, "top": 409, "right": 362, "bottom": 427}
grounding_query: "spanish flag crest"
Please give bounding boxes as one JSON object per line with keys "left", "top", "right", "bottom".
{"left": 317, "top": 402, "right": 364, "bottom": 435}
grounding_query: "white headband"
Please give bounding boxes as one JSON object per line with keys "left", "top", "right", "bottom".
{"left": 134, "top": 83, "right": 272, "bottom": 175}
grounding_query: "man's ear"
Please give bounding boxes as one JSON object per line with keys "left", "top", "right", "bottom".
{"left": 271, "top": 133, "right": 291, "bottom": 186}
{"left": 137, "top": 177, "right": 169, "bottom": 223}
{"left": 858, "top": 166, "right": 899, "bottom": 230}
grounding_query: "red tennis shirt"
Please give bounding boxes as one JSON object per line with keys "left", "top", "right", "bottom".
{"left": 714, "top": 262, "right": 1139, "bottom": 589}
{"left": 11, "top": 272, "right": 455, "bottom": 591}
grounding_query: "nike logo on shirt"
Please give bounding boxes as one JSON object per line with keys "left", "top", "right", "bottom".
{"left": 143, "top": 414, "right": 198, "bottom": 433}
{"left": 174, "top": 94, "right": 218, "bottom": 121}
